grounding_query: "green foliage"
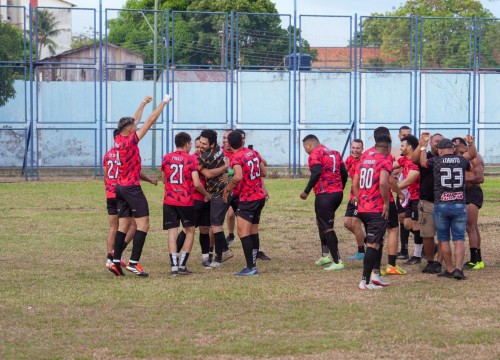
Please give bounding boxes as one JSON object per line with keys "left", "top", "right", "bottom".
{"left": 106, "top": 0, "right": 315, "bottom": 67}
{"left": 360, "top": 0, "right": 495, "bottom": 69}
{"left": 0, "top": 20, "right": 24, "bottom": 107}
{"left": 35, "top": 9, "right": 65, "bottom": 57}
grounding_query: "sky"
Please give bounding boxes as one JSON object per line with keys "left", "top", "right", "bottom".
{"left": 70, "top": 0, "right": 500, "bottom": 46}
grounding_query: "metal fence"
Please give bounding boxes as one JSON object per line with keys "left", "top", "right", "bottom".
{"left": 0, "top": 4, "right": 499, "bottom": 179}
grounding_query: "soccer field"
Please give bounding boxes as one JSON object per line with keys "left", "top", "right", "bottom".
{"left": 1, "top": 177, "right": 500, "bottom": 359}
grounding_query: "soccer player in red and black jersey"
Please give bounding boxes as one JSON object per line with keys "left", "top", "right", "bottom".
{"left": 161, "top": 132, "right": 209, "bottom": 275}
{"left": 222, "top": 129, "right": 237, "bottom": 246}
{"left": 300, "top": 134, "right": 348, "bottom": 271}
{"left": 394, "top": 135, "right": 423, "bottom": 265}
{"left": 344, "top": 139, "right": 366, "bottom": 261}
{"left": 352, "top": 135, "right": 393, "bottom": 290}
{"left": 223, "top": 131, "right": 267, "bottom": 276}
{"left": 108, "top": 94, "right": 172, "bottom": 277}
{"left": 103, "top": 128, "right": 157, "bottom": 270}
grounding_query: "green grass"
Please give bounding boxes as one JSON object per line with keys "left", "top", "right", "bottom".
{"left": 1, "top": 178, "right": 500, "bottom": 359}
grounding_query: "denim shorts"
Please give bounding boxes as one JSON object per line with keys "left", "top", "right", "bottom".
{"left": 433, "top": 203, "right": 467, "bottom": 242}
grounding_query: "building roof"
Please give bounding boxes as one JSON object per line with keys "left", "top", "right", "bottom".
{"left": 41, "top": 43, "right": 146, "bottom": 61}
{"left": 311, "top": 47, "right": 394, "bottom": 68}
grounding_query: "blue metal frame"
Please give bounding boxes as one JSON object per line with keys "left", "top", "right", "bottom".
{"left": 477, "top": 18, "right": 500, "bottom": 71}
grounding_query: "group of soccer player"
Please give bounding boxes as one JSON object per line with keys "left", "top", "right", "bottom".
{"left": 104, "top": 95, "right": 270, "bottom": 277}
{"left": 303, "top": 125, "right": 484, "bottom": 290}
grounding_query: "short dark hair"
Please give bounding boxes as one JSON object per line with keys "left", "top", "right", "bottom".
{"left": 200, "top": 129, "right": 217, "bottom": 146}
{"left": 431, "top": 133, "right": 443, "bottom": 140}
{"left": 375, "top": 135, "right": 392, "bottom": 146}
{"left": 113, "top": 128, "right": 120, "bottom": 138}
{"left": 175, "top": 132, "right": 191, "bottom": 148}
{"left": 373, "top": 126, "right": 390, "bottom": 141}
{"left": 451, "top": 137, "right": 467, "bottom": 146}
{"left": 302, "top": 134, "right": 319, "bottom": 143}
{"left": 399, "top": 126, "right": 411, "bottom": 132}
{"left": 228, "top": 131, "right": 243, "bottom": 150}
{"left": 117, "top": 117, "right": 135, "bottom": 132}
{"left": 234, "top": 129, "right": 246, "bottom": 139}
{"left": 352, "top": 139, "right": 363, "bottom": 146}
{"left": 401, "top": 135, "right": 419, "bottom": 150}
{"left": 195, "top": 136, "right": 201, "bottom": 141}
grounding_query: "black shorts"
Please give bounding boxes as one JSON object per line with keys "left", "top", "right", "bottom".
{"left": 396, "top": 199, "right": 407, "bottom": 214}
{"left": 387, "top": 201, "right": 399, "bottom": 229}
{"left": 465, "top": 187, "right": 483, "bottom": 209}
{"left": 163, "top": 204, "right": 195, "bottom": 230}
{"left": 405, "top": 200, "right": 419, "bottom": 221}
{"left": 237, "top": 198, "right": 266, "bottom": 224}
{"left": 116, "top": 185, "right": 149, "bottom": 218}
{"left": 210, "top": 194, "right": 238, "bottom": 226}
{"left": 344, "top": 201, "right": 358, "bottom": 217}
{"left": 315, "top": 192, "right": 343, "bottom": 230}
{"left": 106, "top": 198, "right": 118, "bottom": 216}
{"left": 358, "top": 212, "right": 387, "bottom": 245}
{"left": 194, "top": 200, "right": 211, "bottom": 227}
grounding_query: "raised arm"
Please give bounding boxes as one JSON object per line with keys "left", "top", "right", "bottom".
{"left": 136, "top": 94, "right": 172, "bottom": 141}
{"left": 463, "top": 135, "right": 477, "bottom": 161}
{"left": 133, "top": 96, "right": 152, "bottom": 124}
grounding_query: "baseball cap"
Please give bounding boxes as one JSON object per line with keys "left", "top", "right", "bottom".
{"left": 437, "top": 138, "right": 455, "bottom": 149}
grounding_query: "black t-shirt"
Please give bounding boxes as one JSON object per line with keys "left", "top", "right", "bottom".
{"left": 427, "top": 154, "right": 471, "bottom": 205}
{"left": 419, "top": 151, "right": 435, "bottom": 202}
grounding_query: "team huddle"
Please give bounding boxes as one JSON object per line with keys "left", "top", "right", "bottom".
{"left": 103, "top": 95, "right": 270, "bottom": 277}
{"left": 301, "top": 126, "right": 484, "bottom": 290}
{"left": 102, "top": 95, "right": 485, "bottom": 286}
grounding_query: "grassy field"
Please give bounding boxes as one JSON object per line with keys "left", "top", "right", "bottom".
{"left": 1, "top": 177, "right": 500, "bottom": 359}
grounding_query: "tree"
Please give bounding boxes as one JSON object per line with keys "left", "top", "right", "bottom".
{"left": 359, "top": 0, "right": 494, "bottom": 68}
{"left": 0, "top": 20, "right": 24, "bottom": 107}
{"left": 106, "top": 0, "right": 315, "bottom": 68}
{"left": 35, "top": 9, "right": 65, "bottom": 57}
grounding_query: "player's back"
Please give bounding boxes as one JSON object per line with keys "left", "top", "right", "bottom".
{"left": 114, "top": 133, "right": 141, "bottom": 186}
{"left": 161, "top": 150, "right": 197, "bottom": 206}
{"left": 309, "top": 145, "right": 343, "bottom": 194}
{"left": 231, "top": 147, "right": 265, "bottom": 202}
{"left": 357, "top": 152, "right": 392, "bottom": 213}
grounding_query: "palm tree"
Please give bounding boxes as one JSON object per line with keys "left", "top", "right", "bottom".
{"left": 35, "top": 9, "right": 63, "bottom": 58}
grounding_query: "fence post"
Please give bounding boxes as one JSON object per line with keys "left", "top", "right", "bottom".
{"left": 292, "top": 0, "right": 297, "bottom": 177}
{"left": 230, "top": 10, "right": 234, "bottom": 129}
{"left": 99, "top": 0, "right": 103, "bottom": 177}
{"left": 472, "top": 15, "right": 477, "bottom": 141}
{"left": 353, "top": 13, "right": 358, "bottom": 139}
{"left": 413, "top": 15, "right": 419, "bottom": 135}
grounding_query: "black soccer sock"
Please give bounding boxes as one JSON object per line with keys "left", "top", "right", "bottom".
{"left": 251, "top": 234, "right": 260, "bottom": 267}
{"left": 113, "top": 231, "right": 126, "bottom": 264}
{"left": 199, "top": 233, "right": 210, "bottom": 255}
{"left": 130, "top": 230, "right": 147, "bottom": 263}
{"left": 214, "top": 231, "right": 226, "bottom": 262}
{"left": 319, "top": 230, "right": 329, "bottom": 256}
{"left": 107, "top": 252, "right": 113, "bottom": 261}
{"left": 477, "top": 248, "right": 482, "bottom": 262}
{"left": 470, "top": 248, "right": 478, "bottom": 263}
{"left": 358, "top": 246, "right": 365, "bottom": 254}
{"left": 388, "top": 254, "right": 397, "bottom": 267}
{"left": 363, "top": 247, "right": 377, "bottom": 284}
{"left": 241, "top": 235, "right": 254, "bottom": 269}
{"left": 324, "top": 231, "right": 340, "bottom": 263}
{"left": 176, "top": 230, "right": 186, "bottom": 252}
{"left": 400, "top": 223, "right": 409, "bottom": 255}
{"left": 179, "top": 251, "right": 190, "bottom": 267}
{"left": 121, "top": 241, "right": 129, "bottom": 252}
{"left": 374, "top": 244, "right": 383, "bottom": 272}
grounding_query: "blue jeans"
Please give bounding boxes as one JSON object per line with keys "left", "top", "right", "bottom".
{"left": 433, "top": 203, "right": 467, "bottom": 242}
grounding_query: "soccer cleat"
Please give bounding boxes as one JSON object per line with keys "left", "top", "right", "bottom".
{"left": 385, "top": 265, "right": 407, "bottom": 275}
{"left": 358, "top": 280, "right": 383, "bottom": 290}
{"left": 226, "top": 234, "right": 235, "bottom": 247}
{"left": 125, "top": 263, "right": 149, "bottom": 277}
{"left": 105, "top": 259, "right": 113, "bottom": 269}
{"left": 472, "top": 261, "right": 485, "bottom": 270}
{"left": 202, "top": 258, "right": 211, "bottom": 268}
{"left": 347, "top": 252, "right": 365, "bottom": 260}
{"left": 452, "top": 268, "right": 467, "bottom": 280}
{"left": 437, "top": 270, "right": 454, "bottom": 279}
{"left": 208, "top": 261, "right": 222, "bottom": 269}
{"left": 371, "top": 272, "right": 390, "bottom": 286}
{"left": 463, "top": 261, "right": 477, "bottom": 270}
{"left": 221, "top": 250, "right": 234, "bottom": 262}
{"left": 422, "top": 262, "right": 441, "bottom": 274}
{"left": 257, "top": 251, "right": 271, "bottom": 261}
{"left": 111, "top": 250, "right": 127, "bottom": 267}
{"left": 404, "top": 256, "right": 422, "bottom": 265}
{"left": 234, "top": 267, "right": 258, "bottom": 276}
{"left": 314, "top": 256, "right": 333, "bottom": 266}
{"left": 108, "top": 263, "right": 125, "bottom": 276}
{"left": 178, "top": 267, "right": 192, "bottom": 275}
{"left": 324, "top": 260, "right": 345, "bottom": 271}
{"left": 171, "top": 266, "right": 179, "bottom": 276}
{"left": 396, "top": 252, "right": 409, "bottom": 260}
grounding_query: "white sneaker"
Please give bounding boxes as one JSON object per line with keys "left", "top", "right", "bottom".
{"left": 222, "top": 250, "right": 234, "bottom": 262}
{"left": 105, "top": 259, "right": 113, "bottom": 268}
{"left": 371, "top": 272, "right": 390, "bottom": 287}
{"left": 358, "top": 280, "right": 383, "bottom": 290}
{"left": 208, "top": 261, "right": 222, "bottom": 269}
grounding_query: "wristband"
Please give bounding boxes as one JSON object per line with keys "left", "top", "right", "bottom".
{"left": 227, "top": 168, "right": 234, "bottom": 178}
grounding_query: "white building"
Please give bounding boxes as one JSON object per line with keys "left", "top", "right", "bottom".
{"left": 0, "top": 0, "right": 75, "bottom": 59}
